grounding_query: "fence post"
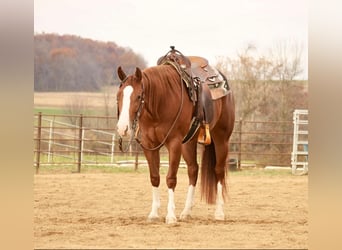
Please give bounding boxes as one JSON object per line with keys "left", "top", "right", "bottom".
{"left": 77, "top": 114, "right": 83, "bottom": 173}
{"left": 238, "top": 118, "right": 242, "bottom": 170}
{"left": 35, "top": 112, "right": 42, "bottom": 174}
{"left": 47, "top": 117, "right": 55, "bottom": 163}
{"left": 110, "top": 134, "right": 115, "bottom": 163}
{"left": 81, "top": 128, "right": 85, "bottom": 165}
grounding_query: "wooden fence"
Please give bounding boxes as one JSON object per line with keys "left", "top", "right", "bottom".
{"left": 34, "top": 112, "right": 294, "bottom": 173}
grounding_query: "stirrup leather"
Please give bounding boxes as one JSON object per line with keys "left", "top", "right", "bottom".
{"left": 198, "top": 123, "right": 211, "bottom": 145}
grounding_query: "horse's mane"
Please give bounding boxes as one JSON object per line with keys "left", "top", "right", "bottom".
{"left": 142, "top": 65, "right": 182, "bottom": 119}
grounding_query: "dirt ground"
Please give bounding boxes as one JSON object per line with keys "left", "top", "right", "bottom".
{"left": 34, "top": 169, "right": 308, "bottom": 249}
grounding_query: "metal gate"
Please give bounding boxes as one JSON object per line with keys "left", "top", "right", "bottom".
{"left": 291, "top": 109, "right": 308, "bottom": 175}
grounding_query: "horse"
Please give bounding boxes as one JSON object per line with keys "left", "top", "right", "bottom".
{"left": 116, "top": 59, "right": 235, "bottom": 224}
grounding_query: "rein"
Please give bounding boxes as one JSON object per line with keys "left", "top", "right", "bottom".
{"left": 118, "top": 68, "right": 184, "bottom": 152}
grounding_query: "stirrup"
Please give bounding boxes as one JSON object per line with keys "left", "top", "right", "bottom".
{"left": 198, "top": 123, "right": 211, "bottom": 145}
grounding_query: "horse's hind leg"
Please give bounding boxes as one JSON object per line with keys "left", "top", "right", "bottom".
{"left": 215, "top": 179, "right": 225, "bottom": 220}
{"left": 180, "top": 139, "right": 198, "bottom": 220}
{"left": 213, "top": 136, "right": 229, "bottom": 221}
{"left": 144, "top": 149, "right": 161, "bottom": 221}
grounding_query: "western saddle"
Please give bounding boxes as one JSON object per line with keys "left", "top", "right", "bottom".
{"left": 157, "top": 46, "right": 230, "bottom": 145}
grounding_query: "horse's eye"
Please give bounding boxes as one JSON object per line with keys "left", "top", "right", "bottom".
{"left": 137, "top": 95, "right": 141, "bottom": 100}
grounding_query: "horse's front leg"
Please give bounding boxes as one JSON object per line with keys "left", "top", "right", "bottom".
{"left": 180, "top": 139, "right": 198, "bottom": 220}
{"left": 144, "top": 149, "right": 161, "bottom": 221}
{"left": 165, "top": 140, "right": 182, "bottom": 224}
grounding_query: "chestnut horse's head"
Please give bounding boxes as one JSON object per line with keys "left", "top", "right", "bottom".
{"left": 116, "top": 66, "right": 144, "bottom": 137}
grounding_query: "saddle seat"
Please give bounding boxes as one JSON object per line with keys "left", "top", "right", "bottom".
{"left": 188, "top": 56, "right": 215, "bottom": 82}
{"left": 187, "top": 56, "right": 229, "bottom": 100}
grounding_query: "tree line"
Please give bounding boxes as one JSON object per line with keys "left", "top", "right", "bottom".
{"left": 34, "top": 33, "right": 147, "bottom": 91}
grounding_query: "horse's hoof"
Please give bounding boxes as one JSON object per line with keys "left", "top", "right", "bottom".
{"left": 214, "top": 213, "right": 225, "bottom": 221}
{"left": 147, "top": 215, "right": 160, "bottom": 223}
{"left": 179, "top": 212, "right": 192, "bottom": 221}
{"left": 165, "top": 216, "right": 177, "bottom": 224}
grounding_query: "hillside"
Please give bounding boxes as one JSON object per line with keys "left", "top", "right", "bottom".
{"left": 34, "top": 33, "right": 147, "bottom": 91}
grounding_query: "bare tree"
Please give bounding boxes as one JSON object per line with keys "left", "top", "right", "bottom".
{"left": 65, "top": 95, "right": 89, "bottom": 125}
{"left": 216, "top": 44, "right": 274, "bottom": 120}
{"left": 216, "top": 40, "right": 305, "bottom": 121}
{"left": 269, "top": 40, "right": 304, "bottom": 121}
{"left": 216, "top": 40, "right": 307, "bottom": 164}
{"left": 101, "top": 85, "right": 117, "bottom": 128}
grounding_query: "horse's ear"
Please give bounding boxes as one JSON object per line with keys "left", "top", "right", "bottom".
{"left": 117, "top": 66, "right": 127, "bottom": 81}
{"left": 135, "top": 67, "right": 142, "bottom": 82}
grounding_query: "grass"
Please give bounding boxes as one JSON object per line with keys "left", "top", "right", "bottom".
{"left": 34, "top": 107, "right": 103, "bottom": 116}
{"left": 35, "top": 163, "right": 179, "bottom": 175}
{"left": 34, "top": 152, "right": 292, "bottom": 176}
{"left": 34, "top": 161, "right": 293, "bottom": 177}
{"left": 34, "top": 153, "right": 172, "bottom": 174}
{"left": 34, "top": 164, "right": 144, "bottom": 174}
{"left": 229, "top": 168, "right": 292, "bottom": 176}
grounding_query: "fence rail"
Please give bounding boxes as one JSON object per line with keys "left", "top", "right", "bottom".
{"left": 34, "top": 112, "right": 295, "bottom": 173}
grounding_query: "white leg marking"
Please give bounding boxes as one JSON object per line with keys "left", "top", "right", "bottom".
{"left": 165, "top": 189, "right": 177, "bottom": 224}
{"left": 215, "top": 182, "right": 225, "bottom": 220}
{"left": 117, "top": 86, "right": 133, "bottom": 137}
{"left": 180, "top": 185, "right": 196, "bottom": 220}
{"left": 148, "top": 186, "right": 160, "bottom": 221}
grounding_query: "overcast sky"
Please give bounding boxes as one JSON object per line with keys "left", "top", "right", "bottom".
{"left": 34, "top": 0, "right": 308, "bottom": 78}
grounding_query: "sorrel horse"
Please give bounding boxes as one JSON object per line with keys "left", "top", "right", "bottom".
{"left": 116, "top": 57, "right": 235, "bottom": 224}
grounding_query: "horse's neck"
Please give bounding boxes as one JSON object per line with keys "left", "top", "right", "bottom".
{"left": 142, "top": 69, "right": 179, "bottom": 122}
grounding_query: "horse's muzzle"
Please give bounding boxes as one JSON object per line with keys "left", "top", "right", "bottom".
{"left": 117, "top": 124, "right": 130, "bottom": 137}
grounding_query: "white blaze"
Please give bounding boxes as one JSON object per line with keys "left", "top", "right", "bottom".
{"left": 117, "top": 86, "right": 133, "bottom": 136}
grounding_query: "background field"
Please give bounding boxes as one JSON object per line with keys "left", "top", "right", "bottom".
{"left": 34, "top": 168, "right": 308, "bottom": 249}
{"left": 34, "top": 92, "right": 115, "bottom": 108}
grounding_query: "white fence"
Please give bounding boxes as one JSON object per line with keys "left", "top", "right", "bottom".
{"left": 42, "top": 117, "right": 117, "bottom": 164}
{"left": 33, "top": 113, "right": 175, "bottom": 173}
{"left": 291, "top": 109, "right": 308, "bottom": 175}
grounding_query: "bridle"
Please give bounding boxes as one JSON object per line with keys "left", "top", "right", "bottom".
{"left": 117, "top": 76, "right": 145, "bottom": 152}
{"left": 117, "top": 69, "right": 184, "bottom": 152}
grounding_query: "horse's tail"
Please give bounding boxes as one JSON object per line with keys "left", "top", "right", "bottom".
{"left": 200, "top": 142, "right": 217, "bottom": 204}
{"left": 200, "top": 141, "right": 228, "bottom": 204}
